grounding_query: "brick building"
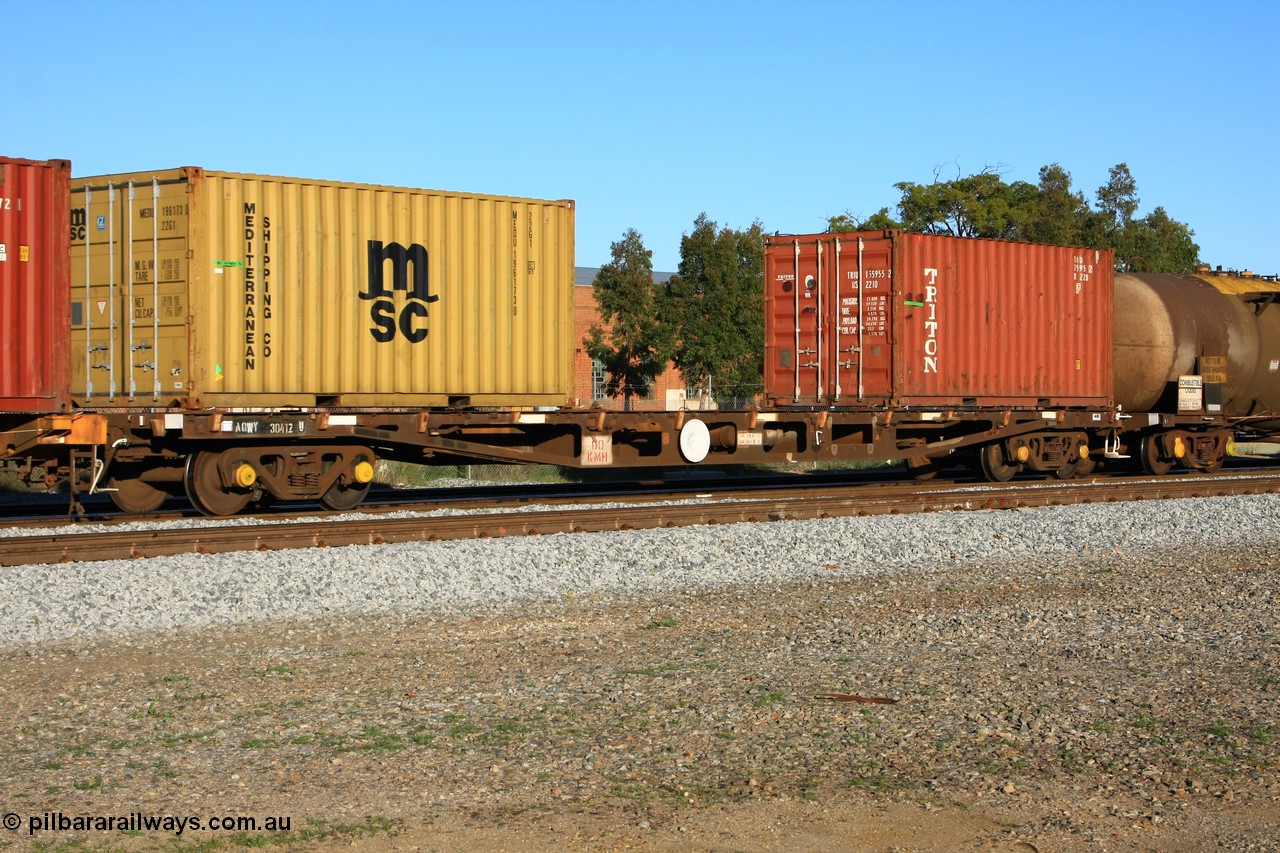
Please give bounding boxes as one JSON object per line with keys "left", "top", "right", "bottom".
{"left": 572, "top": 267, "right": 688, "bottom": 411}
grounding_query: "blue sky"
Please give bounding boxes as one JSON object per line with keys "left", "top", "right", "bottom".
{"left": 7, "top": 0, "right": 1278, "bottom": 275}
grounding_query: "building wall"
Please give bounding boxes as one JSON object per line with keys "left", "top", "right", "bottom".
{"left": 573, "top": 280, "right": 688, "bottom": 411}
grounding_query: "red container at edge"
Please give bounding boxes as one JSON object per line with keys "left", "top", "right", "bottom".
{"left": 0, "top": 156, "right": 71, "bottom": 412}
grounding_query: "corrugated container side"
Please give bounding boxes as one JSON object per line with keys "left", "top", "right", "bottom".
{"left": 0, "top": 157, "right": 71, "bottom": 412}
{"left": 70, "top": 169, "right": 575, "bottom": 408}
{"left": 893, "top": 233, "right": 1113, "bottom": 406}
{"left": 764, "top": 231, "right": 1113, "bottom": 407}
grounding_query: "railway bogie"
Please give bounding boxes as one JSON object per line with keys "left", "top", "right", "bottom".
{"left": 95, "top": 417, "right": 383, "bottom": 516}
{"left": 999, "top": 431, "right": 1092, "bottom": 479}
{"left": 1129, "top": 428, "right": 1231, "bottom": 476}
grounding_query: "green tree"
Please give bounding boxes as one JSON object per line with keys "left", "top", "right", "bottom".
{"left": 827, "top": 207, "right": 900, "bottom": 232}
{"left": 1095, "top": 162, "right": 1140, "bottom": 233}
{"left": 830, "top": 161, "right": 1199, "bottom": 272}
{"left": 893, "top": 166, "right": 1031, "bottom": 239}
{"left": 1091, "top": 165, "right": 1199, "bottom": 273}
{"left": 1023, "top": 163, "right": 1088, "bottom": 245}
{"left": 659, "top": 214, "right": 766, "bottom": 405}
{"left": 1122, "top": 207, "right": 1201, "bottom": 273}
{"left": 585, "top": 229, "right": 672, "bottom": 409}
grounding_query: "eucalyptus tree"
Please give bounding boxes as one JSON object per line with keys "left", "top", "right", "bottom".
{"left": 659, "top": 214, "right": 766, "bottom": 406}
{"left": 830, "top": 161, "right": 1200, "bottom": 272}
{"left": 584, "top": 229, "right": 673, "bottom": 409}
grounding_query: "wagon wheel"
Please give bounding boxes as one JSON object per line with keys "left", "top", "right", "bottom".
{"left": 105, "top": 463, "right": 170, "bottom": 514}
{"left": 978, "top": 444, "right": 1020, "bottom": 483}
{"left": 320, "top": 479, "right": 371, "bottom": 512}
{"left": 905, "top": 455, "right": 943, "bottom": 482}
{"left": 184, "top": 451, "right": 253, "bottom": 517}
{"left": 1053, "top": 442, "right": 1093, "bottom": 480}
{"left": 1139, "top": 434, "right": 1173, "bottom": 476}
{"left": 1052, "top": 459, "right": 1079, "bottom": 480}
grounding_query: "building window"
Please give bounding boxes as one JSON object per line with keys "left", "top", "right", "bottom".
{"left": 592, "top": 358, "right": 653, "bottom": 401}
{"left": 591, "top": 358, "right": 607, "bottom": 400}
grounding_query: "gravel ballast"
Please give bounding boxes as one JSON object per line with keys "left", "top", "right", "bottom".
{"left": 0, "top": 495, "right": 1277, "bottom": 851}
{"left": 1, "top": 493, "right": 1278, "bottom": 647}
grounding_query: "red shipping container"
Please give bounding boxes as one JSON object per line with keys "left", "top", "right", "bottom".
{"left": 764, "top": 231, "right": 1114, "bottom": 408}
{"left": 0, "top": 157, "right": 71, "bottom": 412}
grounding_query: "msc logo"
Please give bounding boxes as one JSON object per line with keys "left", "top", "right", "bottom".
{"left": 69, "top": 207, "right": 88, "bottom": 241}
{"left": 359, "top": 240, "right": 439, "bottom": 343}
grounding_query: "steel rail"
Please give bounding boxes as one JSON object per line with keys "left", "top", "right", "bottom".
{"left": 0, "top": 469, "right": 898, "bottom": 530}
{"left": 6, "top": 460, "right": 1276, "bottom": 530}
{"left": 2, "top": 471, "right": 1278, "bottom": 568}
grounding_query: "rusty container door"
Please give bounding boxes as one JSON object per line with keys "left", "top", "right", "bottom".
{"left": 763, "top": 236, "right": 820, "bottom": 404}
{"left": 890, "top": 233, "right": 1112, "bottom": 407}
{"left": 763, "top": 233, "right": 893, "bottom": 405}
{"left": 0, "top": 157, "right": 71, "bottom": 412}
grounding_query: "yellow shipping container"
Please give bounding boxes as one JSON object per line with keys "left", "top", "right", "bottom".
{"left": 69, "top": 168, "right": 575, "bottom": 408}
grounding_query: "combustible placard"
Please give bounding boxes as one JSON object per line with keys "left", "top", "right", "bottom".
{"left": 1178, "top": 375, "right": 1203, "bottom": 412}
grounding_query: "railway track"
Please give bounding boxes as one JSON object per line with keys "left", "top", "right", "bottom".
{"left": 0, "top": 468, "right": 894, "bottom": 528}
{"left": 3, "top": 469, "right": 1278, "bottom": 568}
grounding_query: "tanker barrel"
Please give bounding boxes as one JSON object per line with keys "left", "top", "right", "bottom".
{"left": 1113, "top": 272, "right": 1280, "bottom": 429}
{"left": 1228, "top": 441, "right": 1280, "bottom": 458}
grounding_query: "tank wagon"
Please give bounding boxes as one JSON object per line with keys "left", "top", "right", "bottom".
{"left": 1, "top": 158, "right": 1278, "bottom": 516}
{"left": 1114, "top": 271, "right": 1280, "bottom": 430}
{"left": 1109, "top": 269, "right": 1280, "bottom": 473}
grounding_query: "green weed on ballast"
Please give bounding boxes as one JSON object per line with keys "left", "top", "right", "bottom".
{"left": 753, "top": 691, "right": 787, "bottom": 709}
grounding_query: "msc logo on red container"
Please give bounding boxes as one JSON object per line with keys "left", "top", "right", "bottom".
{"left": 360, "top": 240, "right": 440, "bottom": 343}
